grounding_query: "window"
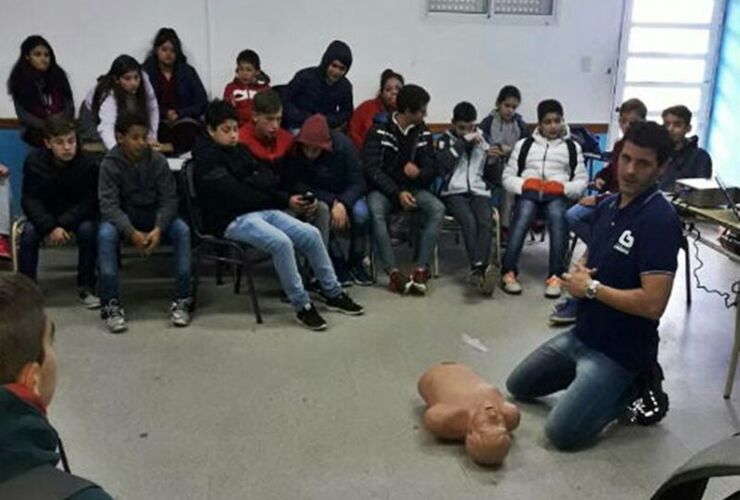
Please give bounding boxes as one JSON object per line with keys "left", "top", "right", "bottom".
{"left": 427, "top": 0, "right": 557, "bottom": 20}
{"left": 610, "top": 0, "right": 726, "bottom": 147}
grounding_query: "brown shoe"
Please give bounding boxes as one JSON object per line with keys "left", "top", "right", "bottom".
{"left": 388, "top": 269, "right": 412, "bottom": 295}
{"left": 410, "top": 267, "right": 431, "bottom": 295}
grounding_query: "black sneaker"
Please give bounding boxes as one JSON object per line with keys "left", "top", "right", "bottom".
{"left": 101, "top": 299, "right": 127, "bottom": 334}
{"left": 324, "top": 291, "right": 365, "bottom": 316}
{"left": 332, "top": 258, "right": 354, "bottom": 288}
{"left": 349, "top": 264, "right": 374, "bottom": 286}
{"left": 296, "top": 303, "right": 328, "bottom": 331}
{"left": 626, "top": 363, "right": 669, "bottom": 426}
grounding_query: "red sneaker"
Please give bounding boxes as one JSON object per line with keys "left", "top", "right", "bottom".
{"left": 411, "top": 267, "right": 431, "bottom": 295}
{"left": 388, "top": 269, "right": 412, "bottom": 295}
{"left": 0, "top": 236, "right": 10, "bottom": 260}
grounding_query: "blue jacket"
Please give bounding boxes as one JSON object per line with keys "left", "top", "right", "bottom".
{"left": 289, "top": 131, "right": 365, "bottom": 209}
{"left": 143, "top": 59, "right": 208, "bottom": 120}
{"left": 282, "top": 41, "right": 354, "bottom": 130}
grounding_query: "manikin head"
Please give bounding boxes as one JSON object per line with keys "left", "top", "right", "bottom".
{"left": 464, "top": 401, "right": 520, "bottom": 466}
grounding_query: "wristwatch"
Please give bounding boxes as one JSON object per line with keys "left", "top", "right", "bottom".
{"left": 586, "top": 279, "right": 601, "bottom": 300}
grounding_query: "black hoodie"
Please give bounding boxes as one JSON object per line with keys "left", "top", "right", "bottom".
{"left": 659, "top": 136, "right": 713, "bottom": 192}
{"left": 282, "top": 40, "right": 354, "bottom": 129}
{"left": 21, "top": 148, "right": 99, "bottom": 236}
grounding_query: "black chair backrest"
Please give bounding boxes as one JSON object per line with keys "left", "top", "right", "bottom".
{"left": 180, "top": 160, "right": 208, "bottom": 240}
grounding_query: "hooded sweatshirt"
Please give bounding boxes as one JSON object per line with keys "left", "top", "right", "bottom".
{"left": 98, "top": 145, "right": 178, "bottom": 236}
{"left": 223, "top": 76, "right": 271, "bottom": 126}
{"left": 21, "top": 148, "right": 99, "bottom": 236}
{"left": 0, "top": 385, "right": 112, "bottom": 499}
{"left": 502, "top": 125, "right": 588, "bottom": 201}
{"left": 282, "top": 41, "right": 354, "bottom": 130}
{"left": 436, "top": 129, "right": 492, "bottom": 198}
{"left": 142, "top": 58, "right": 208, "bottom": 121}
{"left": 659, "top": 136, "right": 712, "bottom": 192}
{"left": 292, "top": 115, "right": 366, "bottom": 209}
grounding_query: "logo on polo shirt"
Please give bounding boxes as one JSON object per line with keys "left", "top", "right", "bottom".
{"left": 614, "top": 230, "right": 634, "bottom": 255}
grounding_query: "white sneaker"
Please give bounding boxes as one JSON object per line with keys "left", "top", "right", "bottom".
{"left": 170, "top": 298, "right": 193, "bottom": 327}
{"left": 545, "top": 275, "right": 562, "bottom": 299}
{"left": 101, "top": 300, "right": 127, "bottom": 334}
{"left": 501, "top": 271, "right": 522, "bottom": 295}
{"left": 78, "top": 289, "right": 102, "bottom": 310}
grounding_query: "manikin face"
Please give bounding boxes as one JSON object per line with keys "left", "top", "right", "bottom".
{"left": 116, "top": 125, "right": 149, "bottom": 162}
{"left": 326, "top": 60, "right": 347, "bottom": 84}
{"left": 662, "top": 113, "right": 691, "bottom": 147}
{"left": 498, "top": 97, "right": 520, "bottom": 122}
{"left": 617, "top": 140, "right": 664, "bottom": 199}
{"left": 539, "top": 112, "right": 564, "bottom": 140}
{"left": 156, "top": 41, "right": 177, "bottom": 67}
{"left": 236, "top": 62, "right": 258, "bottom": 85}
{"left": 44, "top": 132, "right": 77, "bottom": 163}
{"left": 381, "top": 78, "right": 403, "bottom": 110}
{"left": 254, "top": 109, "right": 282, "bottom": 141}
{"left": 117, "top": 70, "right": 141, "bottom": 94}
{"left": 618, "top": 110, "right": 643, "bottom": 136}
{"left": 27, "top": 44, "right": 51, "bottom": 72}
{"left": 464, "top": 404, "right": 511, "bottom": 466}
{"left": 208, "top": 119, "right": 239, "bottom": 147}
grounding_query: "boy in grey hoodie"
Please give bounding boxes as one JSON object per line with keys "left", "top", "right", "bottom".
{"left": 97, "top": 112, "right": 192, "bottom": 333}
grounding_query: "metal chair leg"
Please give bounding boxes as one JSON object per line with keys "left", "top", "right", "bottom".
{"left": 243, "top": 259, "right": 262, "bottom": 324}
{"left": 682, "top": 236, "right": 692, "bottom": 305}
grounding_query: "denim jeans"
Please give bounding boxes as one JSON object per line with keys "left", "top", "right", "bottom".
{"left": 328, "top": 198, "right": 371, "bottom": 266}
{"left": 98, "top": 217, "right": 192, "bottom": 303}
{"left": 565, "top": 203, "right": 595, "bottom": 246}
{"left": 444, "top": 194, "right": 493, "bottom": 268}
{"left": 19, "top": 220, "right": 98, "bottom": 289}
{"left": 502, "top": 196, "right": 569, "bottom": 277}
{"left": 224, "top": 210, "right": 342, "bottom": 310}
{"left": 290, "top": 201, "right": 331, "bottom": 248}
{"left": 506, "top": 330, "right": 639, "bottom": 450}
{"left": 367, "top": 189, "right": 445, "bottom": 272}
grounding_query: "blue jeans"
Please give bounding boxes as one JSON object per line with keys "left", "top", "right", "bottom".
{"left": 565, "top": 203, "right": 595, "bottom": 245}
{"left": 444, "top": 194, "right": 493, "bottom": 268}
{"left": 98, "top": 218, "right": 192, "bottom": 303}
{"left": 19, "top": 220, "right": 98, "bottom": 289}
{"left": 328, "top": 198, "right": 371, "bottom": 265}
{"left": 502, "top": 196, "right": 569, "bottom": 277}
{"left": 367, "top": 189, "right": 445, "bottom": 272}
{"left": 506, "top": 330, "right": 639, "bottom": 450}
{"left": 224, "top": 210, "right": 342, "bottom": 310}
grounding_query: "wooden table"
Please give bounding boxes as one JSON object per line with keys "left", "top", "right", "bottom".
{"left": 673, "top": 200, "right": 740, "bottom": 398}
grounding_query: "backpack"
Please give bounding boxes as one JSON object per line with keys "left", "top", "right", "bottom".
{"left": 0, "top": 465, "right": 98, "bottom": 500}
{"left": 517, "top": 136, "right": 578, "bottom": 180}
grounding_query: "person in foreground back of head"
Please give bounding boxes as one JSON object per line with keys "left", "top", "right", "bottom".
{"left": 0, "top": 274, "right": 113, "bottom": 499}
{"left": 506, "top": 122, "right": 680, "bottom": 450}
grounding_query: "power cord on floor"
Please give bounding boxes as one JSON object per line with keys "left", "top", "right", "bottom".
{"left": 686, "top": 223, "right": 739, "bottom": 309}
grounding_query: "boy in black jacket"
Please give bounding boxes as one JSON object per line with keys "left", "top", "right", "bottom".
{"left": 97, "top": 113, "right": 193, "bottom": 333}
{"left": 20, "top": 115, "right": 99, "bottom": 308}
{"left": 363, "top": 84, "right": 444, "bottom": 295}
{"left": 660, "top": 105, "right": 712, "bottom": 192}
{"left": 192, "top": 99, "right": 363, "bottom": 331}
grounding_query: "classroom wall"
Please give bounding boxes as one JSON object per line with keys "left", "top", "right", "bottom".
{"left": 0, "top": 0, "right": 623, "bottom": 123}
{"left": 707, "top": 0, "right": 740, "bottom": 187}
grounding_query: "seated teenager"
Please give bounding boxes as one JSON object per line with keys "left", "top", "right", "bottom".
{"left": 193, "top": 99, "right": 363, "bottom": 330}
{"left": 282, "top": 40, "right": 353, "bottom": 131}
{"left": 7, "top": 35, "right": 74, "bottom": 148}
{"left": 19, "top": 116, "right": 99, "bottom": 308}
{"left": 0, "top": 164, "right": 10, "bottom": 259}
{"left": 142, "top": 28, "right": 208, "bottom": 154}
{"left": 659, "top": 105, "right": 712, "bottom": 192}
{"left": 436, "top": 102, "right": 497, "bottom": 295}
{"left": 551, "top": 98, "right": 646, "bottom": 326}
{"left": 97, "top": 113, "right": 193, "bottom": 333}
{"left": 500, "top": 99, "right": 587, "bottom": 298}
{"left": 223, "top": 49, "right": 271, "bottom": 127}
{"left": 347, "top": 69, "right": 404, "bottom": 150}
{"left": 292, "top": 113, "right": 371, "bottom": 286}
{"left": 79, "top": 55, "right": 160, "bottom": 151}
{"left": 506, "top": 122, "right": 680, "bottom": 450}
{"left": 363, "top": 84, "right": 444, "bottom": 296}
{"left": 0, "top": 274, "right": 113, "bottom": 499}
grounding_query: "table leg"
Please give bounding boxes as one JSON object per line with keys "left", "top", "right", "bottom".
{"left": 723, "top": 292, "right": 740, "bottom": 399}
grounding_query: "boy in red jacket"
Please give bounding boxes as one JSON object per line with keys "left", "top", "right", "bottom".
{"left": 223, "top": 49, "right": 270, "bottom": 127}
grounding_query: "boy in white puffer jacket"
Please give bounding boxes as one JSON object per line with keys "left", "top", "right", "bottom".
{"left": 501, "top": 99, "right": 587, "bottom": 298}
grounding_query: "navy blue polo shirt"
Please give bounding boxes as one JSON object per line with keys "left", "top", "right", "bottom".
{"left": 574, "top": 184, "right": 682, "bottom": 371}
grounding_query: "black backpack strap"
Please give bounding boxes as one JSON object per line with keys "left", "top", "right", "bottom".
{"left": 517, "top": 137, "right": 535, "bottom": 177}
{"left": 0, "top": 465, "right": 97, "bottom": 500}
{"left": 566, "top": 139, "right": 577, "bottom": 180}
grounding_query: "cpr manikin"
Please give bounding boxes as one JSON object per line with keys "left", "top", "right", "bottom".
{"left": 418, "top": 362, "right": 520, "bottom": 466}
